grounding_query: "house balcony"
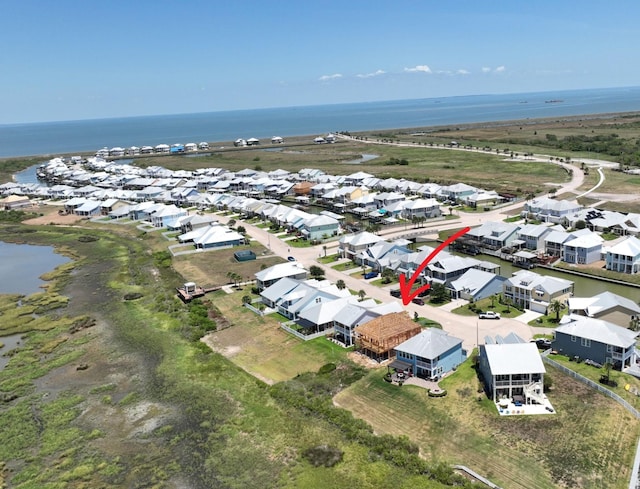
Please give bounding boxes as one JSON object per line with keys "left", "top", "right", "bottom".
{"left": 495, "top": 378, "right": 540, "bottom": 388}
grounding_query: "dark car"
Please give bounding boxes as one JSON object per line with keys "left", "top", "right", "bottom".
{"left": 363, "top": 271, "right": 379, "bottom": 279}
{"left": 287, "top": 256, "right": 296, "bottom": 262}
{"left": 534, "top": 338, "right": 552, "bottom": 350}
{"left": 389, "top": 289, "right": 402, "bottom": 298}
{"left": 412, "top": 297, "right": 425, "bottom": 306}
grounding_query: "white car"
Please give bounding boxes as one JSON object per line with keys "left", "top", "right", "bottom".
{"left": 478, "top": 311, "right": 501, "bottom": 320}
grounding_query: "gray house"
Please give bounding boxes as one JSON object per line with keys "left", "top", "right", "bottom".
{"left": 554, "top": 315, "right": 639, "bottom": 369}
{"left": 478, "top": 333, "right": 546, "bottom": 404}
{"left": 449, "top": 269, "right": 506, "bottom": 301}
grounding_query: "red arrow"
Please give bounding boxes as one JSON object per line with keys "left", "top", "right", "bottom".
{"left": 399, "top": 227, "right": 470, "bottom": 305}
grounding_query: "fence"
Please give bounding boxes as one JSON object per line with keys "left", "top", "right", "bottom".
{"left": 243, "top": 303, "right": 264, "bottom": 316}
{"left": 280, "top": 323, "right": 334, "bottom": 341}
{"left": 541, "top": 353, "right": 640, "bottom": 419}
{"left": 542, "top": 352, "right": 640, "bottom": 489}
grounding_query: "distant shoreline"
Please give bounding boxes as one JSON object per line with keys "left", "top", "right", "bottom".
{"left": 2, "top": 109, "right": 640, "bottom": 162}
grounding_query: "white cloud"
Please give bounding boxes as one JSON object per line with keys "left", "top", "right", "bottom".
{"left": 495, "top": 65, "right": 506, "bottom": 73}
{"left": 481, "top": 67, "right": 491, "bottom": 73}
{"left": 404, "top": 65, "right": 432, "bottom": 73}
{"left": 319, "top": 73, "right": 343, "bottom": 81}
{"left": 356, "top": 69, "right": 386, "bottom": 78}
{"left": 457, "top": 69, "right": 470, "bottom": 75}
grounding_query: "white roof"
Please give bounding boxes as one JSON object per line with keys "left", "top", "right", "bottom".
{"left": 395, "top": 328, "right": 463, "bottom": 360}
{"left": 255, "top": 262, "right": 307, "bottom": 282}
{"left": 483, "top": 343, "right": 545, "bottom": 375}
{"left": 556, "top": 314, "right": 639, "bottom": 348}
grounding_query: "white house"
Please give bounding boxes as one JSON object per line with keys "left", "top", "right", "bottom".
{"left": 605, "top": 236, "right": 640, "bottom": 273}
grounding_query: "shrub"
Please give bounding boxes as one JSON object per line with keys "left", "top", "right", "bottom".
{"left": 318, "top": 363, "right": 337, "bottom": 375}
{"left": 302, "top": 445, "right": 343, "bottom": 467}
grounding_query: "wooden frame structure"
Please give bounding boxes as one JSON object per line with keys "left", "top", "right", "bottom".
{"left": 354, "top": 312, "right": 421, "bottom": 362}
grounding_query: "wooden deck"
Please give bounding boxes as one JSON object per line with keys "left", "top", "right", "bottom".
{"left": 176, "top": 285, "right": 220, "bottom": 303}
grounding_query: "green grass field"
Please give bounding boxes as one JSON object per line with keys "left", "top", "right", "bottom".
{"left": 334, "top": 358, "right": 640, "bottom": 489}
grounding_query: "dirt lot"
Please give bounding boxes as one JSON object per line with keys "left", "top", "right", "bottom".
{"left": 22, "top": 204, "right": 83, "bottom": 226}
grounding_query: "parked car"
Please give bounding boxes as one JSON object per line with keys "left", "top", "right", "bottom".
{"left": 478, "top": 311, "right": 501, "bottom": 320}
{"left": 287, "top": 256, "right": 296, "bottom": 262}
{"left": 389, "top": 289, "right": 402, "bottom": 298}
{"left": 534, "top": 338, "right": 552, "bottom": 350}
{"left": 412, "top": 297, "right": 425, "bottom": 306}
{"left": 364, "top": 271, "right": 379, "bottom": 279}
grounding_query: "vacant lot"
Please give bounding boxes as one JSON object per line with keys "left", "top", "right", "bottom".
{"left": 202, "top": 291, "right": 347, "bottom": 383}
{"left": 172, "top": 244, "right": 281, "bottom": 287}
{"left": 334, "top": 359, "right": 640, "bottom": 489}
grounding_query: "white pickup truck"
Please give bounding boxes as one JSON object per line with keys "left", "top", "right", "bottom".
{"left": 478, "top": 311, "right": 501, "bottom": 320}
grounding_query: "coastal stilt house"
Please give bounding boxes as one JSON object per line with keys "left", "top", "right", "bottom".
{"left": 478, "top": 334, "right": 546, "bottom": 404}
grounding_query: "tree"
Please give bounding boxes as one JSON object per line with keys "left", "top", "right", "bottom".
{"left": 336, "top": 279, "right": 346, "bottom": 290}
{"left": 236, "top": 225, "right": 246, "bottom": 234}
{"left": 309, "top": 265, "right": 325, "bottom": 280}
{"left": 549, "top": 300, "right": 563, "bottom": 322}
{"left": 242, "top": 295, "right": 251, "bottom": 305}
{"left": 323, "top": 245, "right": 327, "bottom": 257}
{"left": 429, "top": 283, "right": 448, "bottom": 304}
{"left": 358, "top": 289, "right": 366, "bottom": 301}
{"left": 381, "top": 268, "right": 395, "bottom": 284}
{"left": 228, "top": 218, "right": 236, "bottom": 228}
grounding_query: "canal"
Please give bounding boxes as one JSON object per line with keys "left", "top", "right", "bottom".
{"left": 476, "top": 253, "right": 640, "bottom": 302}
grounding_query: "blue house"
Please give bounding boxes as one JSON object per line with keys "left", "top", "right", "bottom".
{"left": 394, "top": 328, "right": 466, "bottom": 380}
{"left": 562, "top": 233, "right": 603, "bottom": 265}
{"left": 553, "top": 314, "right": 639, "bottom": 370}
{"left": 301, "top": 215, "right": 340, "bottom": 241}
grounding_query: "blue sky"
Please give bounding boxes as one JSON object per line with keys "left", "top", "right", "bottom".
{"left": 2, "top": 0, "right": 639, "bottom": 124}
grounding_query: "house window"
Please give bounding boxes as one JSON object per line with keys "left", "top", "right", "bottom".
{"left": 571, "top": 335, "right": 576, "bottom": 342}
{"left": 581, "top": 338, "right": 591, "bottom": 348}
{"left": 607, "top": 345, "right": 613, "bottom": 352}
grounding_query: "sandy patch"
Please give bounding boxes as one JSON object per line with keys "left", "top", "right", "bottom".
{"left": 22, "top": 205, "right": 83, "bottom": 226}
{"left": 348, "top": 351, "right": 381, "bottom": 369}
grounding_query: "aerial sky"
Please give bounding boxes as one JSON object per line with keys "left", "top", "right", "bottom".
{"left": 2, "top": 0, "right": 639, "bottom": 124}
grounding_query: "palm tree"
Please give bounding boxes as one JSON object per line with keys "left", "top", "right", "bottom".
{"left": 322, "top": 245, "right": 327, "bottom": 257}
{"left": 358, "top": 289, "right": 366, "bottom": 302}
{"left": 336, "top": 279, "right": 346, "bottom": 290}
{"left": 549, "top": 300, "right": 563, "bottom": 322}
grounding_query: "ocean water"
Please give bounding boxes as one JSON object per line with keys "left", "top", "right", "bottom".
{"left": 1, "top": 86, "right": 640, "bottom": 159}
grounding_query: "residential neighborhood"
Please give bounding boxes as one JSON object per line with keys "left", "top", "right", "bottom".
{"left": 5, "top": 153, "right": 640, "bottom": 419}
